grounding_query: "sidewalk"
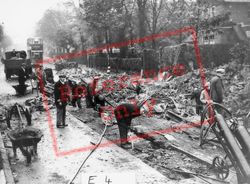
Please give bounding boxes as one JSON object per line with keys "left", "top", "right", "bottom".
{"left": 6, "top": 108, "right": 190, "bottom": 184}
{"left": 0, "top": 131, "right": 15, "bottom": 184}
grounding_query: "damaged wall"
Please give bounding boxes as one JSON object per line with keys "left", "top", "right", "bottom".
{"left": 161, "top": 43, "right": 235, "bottom": 69}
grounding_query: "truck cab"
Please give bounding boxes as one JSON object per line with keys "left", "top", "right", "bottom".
{"left": 2, "top": 50, "right": 32, "bottom": 79}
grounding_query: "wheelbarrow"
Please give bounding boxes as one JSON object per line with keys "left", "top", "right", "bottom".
{"left": 6, "top": 103, "right": 42, "bottom": 164}
{"left": 7, "top": 127, "right": 43, "bottom": 164}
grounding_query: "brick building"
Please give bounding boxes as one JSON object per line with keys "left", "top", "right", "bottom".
{"left": 198, "top": 0, "right": 250, "bottom": 44}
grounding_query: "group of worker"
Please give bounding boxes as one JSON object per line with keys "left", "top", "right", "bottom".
{"left": 16, "top": 62, "right": 228, "bottom": 149}
{"left": 53, "top": 66, "right": 227, "bottom": 149}
{"left": 54, "top": 75, "right": 106, "bottom": 127}
{"left": 53, "top": 74, "right": 147, "bottom": 149}
{"left": 191, "top": 68, "right": 226, "bottom": 116}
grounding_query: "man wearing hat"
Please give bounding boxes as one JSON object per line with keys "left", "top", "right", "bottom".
{"left": 210, "top": 68, "right": 226, "bottom": 104}
{"left": 36, "top": 65, "right": 47, "bottom": 93}
{"left": 190, "top": 86, "right": 203, "bottom": 115}
{"left": 69, "top": 79, "right": 83, "bottom": 109}
{"left": 18, "top": 63, "right": 28, "bottom": 86}
{"left": 54, "top": 75, "right": 70, "bottom": 128}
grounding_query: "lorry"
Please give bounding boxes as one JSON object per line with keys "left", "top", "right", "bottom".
{"left": 2, "top": 50, "right": 32, "bottom": 79}
{"left": 27, "top": 37, "right": 43, "bottom": 63}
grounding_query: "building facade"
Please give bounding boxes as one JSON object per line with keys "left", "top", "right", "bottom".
{"left": 198, "top": 0, "right": 250, "bottom": 45}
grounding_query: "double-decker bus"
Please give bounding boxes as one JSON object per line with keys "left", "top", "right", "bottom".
{"left": 27, "top": 37, "right": 43, "bottom": 63}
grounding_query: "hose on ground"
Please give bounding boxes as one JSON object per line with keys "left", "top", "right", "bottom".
{"left": 67, "top": 124, "right": 108, "bottom": 184}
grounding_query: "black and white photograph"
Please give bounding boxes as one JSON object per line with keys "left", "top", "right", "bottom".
{"left": 0, "top": 0, "right": 250, "bottom": 183}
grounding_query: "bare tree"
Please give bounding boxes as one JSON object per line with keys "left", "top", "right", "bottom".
{"left": 137, "top": 0, "right": 148, "bottom": 48}
{"left": 146, "top": 0, "right": 164, "bottom": 49}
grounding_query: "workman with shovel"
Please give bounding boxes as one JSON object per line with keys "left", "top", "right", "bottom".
{"left": 114, "top": 100, "right": 149, "bottom": 149}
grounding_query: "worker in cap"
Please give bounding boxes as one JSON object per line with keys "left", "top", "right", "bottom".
{"left": 210, "top": 68, "right": 226, "bottom": 105}
{"left": 69, "top": 79, "right": 83, "bottom": 109}
{"left": 54, "top": 74, "right": 70, "bottom": 128}
{"left": 35, "top": 64, "right": 47, "bottom": 93}
{"left": 92, "top": 76, "right": 107, "bottom": 115}
{"left": 18, "top": 63, "right": 28, "bottom": 86}
{"left": 216, "top": 68, "right": 225, "bottom": 77}
{"left": 190, "top": 86, "right": 203, "bottom": 115}
{"left": 85, "top": 77, "right": 100, "bottom": 108}
{"left": 16, "top": 62, "right": 29, "bottom": 95}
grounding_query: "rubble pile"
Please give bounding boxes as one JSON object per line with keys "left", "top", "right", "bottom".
{"left": 58, "top": 67, "right": 101, "bottom": 83}
{"left": 225, "top": 76, "right": 250, "bottom": 116}
{"left": 100, "top": 74, "right": 141, "bottom": 103}
{"left": 55, "top": 60, "right": 78, "bottom": 71}
{"left": 135, "top": 147, "right": 209, "bottom": 179}
{"left": 53, "top": 63, "right": 250, "bottom": 121}
{"left": 56, "top": 66, "right": 202, "bottom": 118}
{"left": 148, "top": 72, "right": 202, "bottom": 117}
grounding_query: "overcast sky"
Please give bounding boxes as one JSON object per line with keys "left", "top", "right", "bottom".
{"left": 0, "top": 0, "right": 78, "bottom": 50}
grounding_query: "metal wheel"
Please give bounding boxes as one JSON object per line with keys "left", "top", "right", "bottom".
{"left": 200, "top": 103, "right": 217, "bottom": 146}
{"left": 200, "top": 121, "right": 217, "bottom": 146}
{"left": 212, "top": 156, "right": 230, "bottom": 180}
{"left": 200, "top": 102, "right": 232, "bottom": 147}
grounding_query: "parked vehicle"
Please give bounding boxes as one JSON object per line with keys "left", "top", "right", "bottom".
{"left": 2, "top": 50, "right": 32, "bottom": 79}
{"left": 27, "top": 37, "right": 43, "bottom": 64}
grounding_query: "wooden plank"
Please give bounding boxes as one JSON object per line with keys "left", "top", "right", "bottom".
{"left": 168, "top": 144, "right": 213, "bottom": 166}
{"left": 166, "top": 110, "right": 188, "bottom": 123}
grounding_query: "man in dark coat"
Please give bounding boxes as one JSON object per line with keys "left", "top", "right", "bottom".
{"left": 18, "top": 63, "right": 28, "bottom": 86}
{"left": 35, "top": 65, "right": 47, "bottom": 93}
{"left": 210, "top": 69, "right": 225, "bottom": 104}
{"left": 94, "top": 94, "right": 106, "bottom": 117}
{"left": 190, "top": 87, "right": 203, "bottom": 115}
{"left": 210, "top": 69, "right": 226, "bottom": 115}
{"left": 54, "top": 75, "right": 70, "bottom": 128}
{"left": 69, "top": 80, "right": 82, "bottom": 109}
{"left": 17, "top": 63, "right": 29, "bottom": 95}
{"left": 114, "top": 102, "right": 147, "bottom": 149}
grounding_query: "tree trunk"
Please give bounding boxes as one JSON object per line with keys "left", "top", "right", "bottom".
{"left": 118, "top": 26, "right": 128, "bottom": 58}
{"left": 137, "top": 0, "right": 147, "bottom": 48}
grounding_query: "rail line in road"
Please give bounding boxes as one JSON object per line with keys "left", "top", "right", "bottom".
{"left": 68, "top": 108, "right": 233, "bottom": 184}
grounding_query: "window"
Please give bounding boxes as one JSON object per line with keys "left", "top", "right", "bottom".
{"left": 208, "top": 6, "right": 216, "bottom": 17}
{"left": 209, "top": 35, "right": 215, "bottom": 44}
{"left": 203, "top": 33, "right": 215, "bottom": 45}
{"left": 246, "top": 31, "right": 250, "bottom": 38}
